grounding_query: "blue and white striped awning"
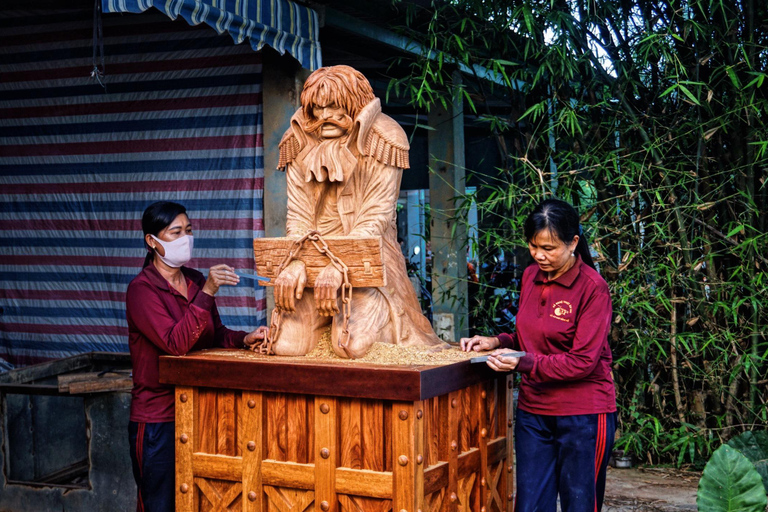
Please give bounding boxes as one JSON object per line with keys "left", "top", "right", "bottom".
{"left": 102, "top": 0, "right": 322, "bottom": 70}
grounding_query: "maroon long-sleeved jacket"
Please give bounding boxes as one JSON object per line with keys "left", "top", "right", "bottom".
{"left": 499, "top": 256, "right": 617, "bottom": 415}
{"left": 126, "top": 264, "right": 246, "bottom": 422}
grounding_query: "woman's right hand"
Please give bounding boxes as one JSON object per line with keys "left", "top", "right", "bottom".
{"left": 202, "top": 264, "right": 240, "bottom": 296}
{"left": 459, "top": 335, "right": 500, "bottom": 352}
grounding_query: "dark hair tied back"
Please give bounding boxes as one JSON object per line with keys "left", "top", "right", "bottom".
{"left": 523, "top": 198, "right": 596, "bottom": 270}
{"left": 141, "top": 201, "right": 187, "bottom": 268}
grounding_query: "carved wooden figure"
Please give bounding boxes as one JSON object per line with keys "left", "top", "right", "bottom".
{"left": 256, "top": 65, "right": 446, "bottom": 358}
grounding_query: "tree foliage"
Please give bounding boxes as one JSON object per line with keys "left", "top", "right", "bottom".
{"left": 390, "top": 0, "right": 768, "bottom": 466}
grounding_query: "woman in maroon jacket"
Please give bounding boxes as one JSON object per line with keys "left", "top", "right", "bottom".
{"left": 461, "top": 199, "right": 616, "bottom": 512}
{"left": 126, "top": 201, "right": 267, "bottom": 512}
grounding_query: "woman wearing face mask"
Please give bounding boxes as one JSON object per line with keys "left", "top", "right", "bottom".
{"left": 460, "top": 199, "right": 616, "bottom": 512}
{"left": 126, "top": 201, "right": 267, "bottom": 512}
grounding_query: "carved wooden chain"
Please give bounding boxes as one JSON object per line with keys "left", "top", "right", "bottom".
{"left": 256, "top": 230, "right": 353, "bottom": 357}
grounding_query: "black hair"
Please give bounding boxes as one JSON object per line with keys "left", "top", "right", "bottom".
{"left": 141, "top": 201, "right": 187, "bottom": 268}
{"left": 523, "top": 198, "right": 596, "bottom": 270}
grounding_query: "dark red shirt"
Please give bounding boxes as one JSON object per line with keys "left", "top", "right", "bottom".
{"left": 498, "top": 256, "right": 616, "bottom": 415}
{"left": 126, "top": 264, "right": 246, "bottom": 422}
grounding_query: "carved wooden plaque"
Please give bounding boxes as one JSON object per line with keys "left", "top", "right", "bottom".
{"left": 253, "top": 236, "right": 386, "bottom": 288}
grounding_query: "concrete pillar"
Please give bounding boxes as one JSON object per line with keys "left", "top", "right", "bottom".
{"left": 427, "top": 74, "right": 468, "bottom": 343}
{"left": 261, "top": 48, "right": 309, "bottom": 313}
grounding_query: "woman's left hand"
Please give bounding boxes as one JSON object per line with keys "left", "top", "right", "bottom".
{"left": 486, "top": 348, "right": 521, "bottom": 372}
{"left": 243, "top": 326, "right": 269, "bottom": 350}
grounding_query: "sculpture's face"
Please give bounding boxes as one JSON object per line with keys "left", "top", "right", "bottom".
{"left": 311, "top": 98, "right": 349, "bottom": 139}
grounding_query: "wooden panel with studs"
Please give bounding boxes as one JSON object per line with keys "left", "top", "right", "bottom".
{"left": 168, "top": 362, "right": 512, "bottom": 511}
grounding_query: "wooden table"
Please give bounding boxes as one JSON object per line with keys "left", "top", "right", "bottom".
{"left": 160, "top": 350, "right": 514, "bottom": 512}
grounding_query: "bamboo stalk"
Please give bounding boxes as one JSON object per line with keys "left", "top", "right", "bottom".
{"left": 669, "top": 304, "right": 686, "bottom": 426}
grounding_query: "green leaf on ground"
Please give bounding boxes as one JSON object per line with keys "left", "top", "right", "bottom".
{"left": 697, "top": 445, "right": 767, "bottom": 512}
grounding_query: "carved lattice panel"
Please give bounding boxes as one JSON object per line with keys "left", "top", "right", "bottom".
{"left": 484, "top": 460, "right": 506, "bottom": 512}
{"left": 196, "top": 478, "right": 242, "bottom": 512}
{"left": 458, "top": 473, "right": 477, "bottom": 511}
{"left": 339, "top": 494, "right": 392, "bottom": 512}
{"left": 424, "top": 489, "right": 447, "bottom": 512}
{"left": 264, "top": 486, "right": 315, "bottom": 512}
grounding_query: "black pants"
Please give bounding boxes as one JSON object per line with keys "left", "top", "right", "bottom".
{"left": 129, "top": 421, "right": 175, "bottom": 512}
{"left": 514, "top": 409, "right": 617, "bottom": 512}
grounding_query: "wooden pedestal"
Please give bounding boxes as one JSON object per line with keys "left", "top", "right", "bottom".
{"left": 159, "top": 351, "right": 514, "bottom": 512}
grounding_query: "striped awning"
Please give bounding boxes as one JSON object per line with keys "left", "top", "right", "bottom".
{"left": 102, "top": 0, "right": 322, "bottom": 70}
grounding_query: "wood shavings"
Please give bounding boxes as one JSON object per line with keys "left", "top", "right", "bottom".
{"left": 201, "top": 328, "right": 485, "bottom": 367}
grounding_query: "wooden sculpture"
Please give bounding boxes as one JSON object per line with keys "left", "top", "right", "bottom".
{"left": 255, "top": 65, "right": 446, "bottom": 358}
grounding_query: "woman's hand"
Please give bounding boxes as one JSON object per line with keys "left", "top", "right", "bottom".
{"left": 486, "top": 348, "right": 521, "bottom": 372}
{"left": 202, "top": 264, "right": 240, "bottom": 296}
{"left": 314, "top": 264, "right": 343, "bottom": 317}
{"left": 459, "top": 335, "right": 500, "bottom": 352}
{"left": 244, "top": 326, "right": 269, "bottom": 350}
{"left": 274, "top": 261, "right": 307, "bottom": 312}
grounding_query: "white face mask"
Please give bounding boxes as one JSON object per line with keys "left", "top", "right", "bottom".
{"left": 150, "top": 234, "right": 194, "bottom": 268}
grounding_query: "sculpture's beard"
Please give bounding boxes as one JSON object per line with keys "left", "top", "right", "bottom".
{"left": 303, "top": 138, "right": 357, "bottom": 183}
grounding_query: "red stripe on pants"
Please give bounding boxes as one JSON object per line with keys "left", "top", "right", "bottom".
{"left": 593, "top": 413, "right": 606, "bottom": 512}
{"left": 136, "top": 422, "right": 146, "bottom": 512}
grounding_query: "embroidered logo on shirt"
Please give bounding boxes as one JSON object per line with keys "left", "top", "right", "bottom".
{"left": 550, "top": 300, "right": 573, "bottom": 323}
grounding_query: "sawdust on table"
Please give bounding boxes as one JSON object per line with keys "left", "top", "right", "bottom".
{"left": 205, "top": 328, "right": 486, "bottom": 366}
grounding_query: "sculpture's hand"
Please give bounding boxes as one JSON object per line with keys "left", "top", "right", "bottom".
{"left": 274, "top": 260, "right": 307, "bottom": 312}
{"left": 314, "top": 264, "right": 343, "bottom": 317}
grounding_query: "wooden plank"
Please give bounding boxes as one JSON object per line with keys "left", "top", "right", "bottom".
{"left": 58, "top": 370, "right": 131, "bottom": 391}
{"left": 192, "top": 453, "right": 240, "bottom": 480}
{"left": 197, "top": 389, "right": 217, "bottom": 454}
{"left": 336, "top": 467, "right": 393, "bottom": 498}
{"left": 504, "top": 375, "right": 514, "bottom": 511}
{"left": 235, "top": 393, "right": 243, "bottom": 458}
{"left": 339, "top": 398, "right": 362, "bottom": 469}
{"left": 0, "top": 353, "right": 90, "bottom": 385}
{"left": 486, "top": 437, "right": 507, "bottom": 465}
{"left": 447, "top": 390, "right": 461, "bottom": 511}
{"left": 476, "top": 383, "right": 489, "bottom": 512}
{"left": 68, "top": 376, "right": 132, "bottom": 394}
{"left": 160, "top": 353, "right": 498, "bottom": 402}
{"left": 0, "top": 352, "right": 131, "bottom": 385}
{"left": 225, "top": 459, "right": 394, "bottom": 498}
{"left": 253, "top": 236, "right": 386, "bottom": 287}
{"left": 392, "top": 401, "right": 424, "bottom": 512}
{"left": 241, "top": 391, "right": 265, "bottom": 511}
{"left": 423, "top": 446, "right": 489, "bottom": 497}
{"left": 261, "top": 460, "right": 314, "bottom": 489}
{"left": 176, "top": 386, "right": 195, "bottom": 512}
{"left": 216, "top": 390, "right": 236, "bottom": 456}
{"left": 314, "top": 396, "right": 338, "bottom": 511}
{"left": 423, "top": 461, "right": 448, "bottom": 496}
{"left": 267, "top": 393, "right": 287, "bottom": 461}
{"left": 425, "top": 396, "right": 439, "bottom": 468}
{"left": 361, "top": 399, "right": 384, "bottom": 471}
{"left": 383, "top": 405, "right": 393, "bottom": 473}
{"left": 456, "top": 448, "right": 480, "bottom": 482}
{"left": 460, "top": 388, "right": 472, "bottom": 453}
{"left": 286, "top": 394, "right": 309, "bottom": 463}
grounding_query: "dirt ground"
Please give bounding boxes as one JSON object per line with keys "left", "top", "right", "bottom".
{"left": 603, "top": 466, "right": 699, "bottom": 511}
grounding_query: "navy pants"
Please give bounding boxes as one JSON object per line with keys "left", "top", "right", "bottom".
{"left": 514, "top": 409, "right": 616, "bottom": 512}
{"left": 129, "top": 421, "right": 175, "bottom": 512}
